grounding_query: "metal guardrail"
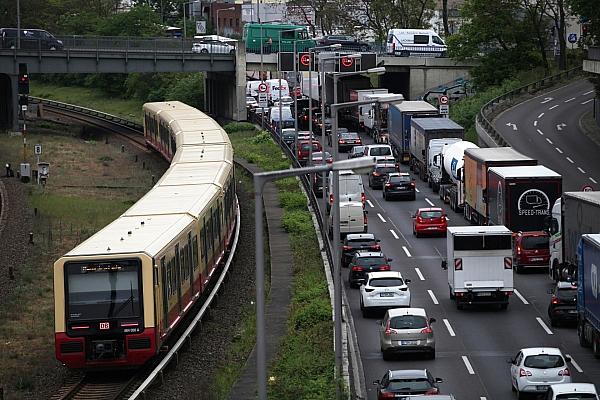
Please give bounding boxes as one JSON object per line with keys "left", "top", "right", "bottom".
{"left": 477, "top": 66, "right": 583, "bottom": 146}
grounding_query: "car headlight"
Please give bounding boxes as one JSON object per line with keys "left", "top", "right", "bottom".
{"left": 57, "top": 40, "right": 63, "bottom": 44}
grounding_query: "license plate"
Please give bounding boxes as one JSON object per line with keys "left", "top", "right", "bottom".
{"left": 477, "top": 292, "right": 492, "bottom": 296}
{"left": 401, "top": 340, "right": 417, "bottom": 345}
{"left": 530, "top": 257, "right": 543, "bottom": 261}
{"left": 380, "top": 292, "right": 394, "bottom": 297}
{"left": 536, "top": 385, "right": 548, "bottom": 391}
{"left": 427, "top": 227, "right": 438, "bottom": 230}
{"left": 569, "top": 310, "right": 578, "bottom": 314}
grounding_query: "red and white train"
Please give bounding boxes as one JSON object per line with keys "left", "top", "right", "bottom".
{"left": 53, "top": 102, "right": 237, "bottom": 369}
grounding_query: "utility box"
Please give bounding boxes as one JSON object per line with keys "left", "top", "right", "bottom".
{"left": 19, "top": 163, "right": 31, "bottom": 183}
{"left": 38, "top": 162, "right": 49, "bottom": 184}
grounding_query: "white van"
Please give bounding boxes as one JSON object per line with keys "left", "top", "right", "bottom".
{"left": 326, "top": 170, "right": 365, "bottom": 213}
{"left": 329, "top": 201, "right": 367, "bottom": 237}
{"left": 386, "top": 29, "right": 447, "bottom": 57}
{"left": 363, "top": 144, "right": 395, "bottom": 164}
{"left": 246, "top": 80, "right": 262, "bottom": 97}
{"left": 265, "top": 79, "right": 290, "bottom": 102}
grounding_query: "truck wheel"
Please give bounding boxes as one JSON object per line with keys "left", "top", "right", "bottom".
{"left": 515, "top": 263, "right": 522, "bottom": 274}
{"left": 578, "top": 321, "right": 591, "bottom": 348}
{"left": 449, "top": 288, "right": 455, "bottom": 300}
{"left": 594, "top": 336, "right": 600, "bottom": 359}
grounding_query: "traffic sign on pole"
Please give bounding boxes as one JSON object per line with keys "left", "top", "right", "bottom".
{"left": 439, "top": 104, "right": 449, "bottom": 115}
{"left": 258, "top": 93, "right": 268, "bottom": 109}
{"left": 258, "top": 83, "right": 268, "bottom": 93}
{"left": 582, "top": 184, "right": 594, "bottom": 192}
{"left": 439, "top": 95, "right": 449, "bottom": 105}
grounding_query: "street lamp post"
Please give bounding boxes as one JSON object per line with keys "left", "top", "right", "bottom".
{"left": 16, "top": 0, "right": 20, "bottom": 49}
{"left": 254, "top": 157, "right": 376, "bottom": 400}
{"left": 216, "top": 7, "right": 235, "bottom": 37}
{"left": 277, "top": 28, "right": 301, "bottom": 145}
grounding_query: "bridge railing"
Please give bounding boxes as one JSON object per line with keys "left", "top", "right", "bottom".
{"left": 477, "top": 66, "right": 583, "bottom": 147}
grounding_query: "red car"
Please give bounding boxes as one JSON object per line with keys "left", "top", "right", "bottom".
{"left": 412, "top": 207, "right": 447, "bottom": 237}
{"left": 296, "top": 140, "right": 322, "bottom": 165}
{"left": 513, "top": 231, "right": 550, "bottom": 273}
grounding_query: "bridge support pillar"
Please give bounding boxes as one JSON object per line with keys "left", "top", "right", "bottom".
{"left": 409, "top": 69, "right": 426, "bottom": 100}
{"left": 0, "top": 73, "right": 18, "bottom": 132}
{"left": 204, "top": 46, "right": 246, "bottom": 121}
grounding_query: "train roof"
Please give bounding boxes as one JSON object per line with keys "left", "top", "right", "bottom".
{"left": 172, "top": 144, "right": 233, "bottom": 164}
{"left": 123, "top": 184, "right": 220, "bottom": 217}
{"left": 175, "top": 129, "right": 230, "bottom": 147}
{"left": 157, "top": 161, "right": 232, "bottom": 187}
{"left": 143, "top": 101, "right": 195, "bottom": 113}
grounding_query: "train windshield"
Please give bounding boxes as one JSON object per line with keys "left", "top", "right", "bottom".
{"left": 65, "top": 259, "right": 142, "bottom": 320}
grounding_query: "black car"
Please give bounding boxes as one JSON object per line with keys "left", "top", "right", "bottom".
{"left": 335, "top": 131, "right": 361, "bottom": 151}
{"left": 348, "top": 145, "right": 366, "bottom": 159}
{"left": 311, "top": 172, "right": 324, "bottom": 197}
{"left": 373, "top": 369, "right": 443, "bottom": 398}
{"left": 281, "top": 129, "right": 296, "bottom": 146}
{"left": 315, "top": 116, "right": 331, "bottom": 136}
{"left": 299, "top": 107, "right": 319, "bottom": 130}
{"left": 318, "top": 35, "right": 371, "bottom": 52}
{"left": 0, "top": 28, "right": 63, "bottom": 50}
{"left": 369, "top": 163, "right": 397, "bottom": 189}
{"left": 548, "top": 280, "right": 577, "bottom": 326}
{"left": 348, "top": 251, "right": 392, "bottom": 288}
{"left": 383, "top": 173, "right": 415, "bottom": 201}
{"left": 342, "top": 233, "right": 381, "bottom": 267}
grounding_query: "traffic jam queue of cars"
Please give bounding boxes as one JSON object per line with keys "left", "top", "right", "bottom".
{"left": 242, "top": 51, "right": 599, "bottom": 400}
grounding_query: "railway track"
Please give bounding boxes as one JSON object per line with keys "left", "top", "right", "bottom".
{"left": 50, "top": 371, "right": 138, "bottom": 400}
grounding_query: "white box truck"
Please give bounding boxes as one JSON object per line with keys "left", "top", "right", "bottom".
{"left": 443, "top": 225, "right": 514, "bottom": 310}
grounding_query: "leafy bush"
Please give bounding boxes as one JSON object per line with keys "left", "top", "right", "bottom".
{"left": 250, "top": 131, "right": 273, "bottom": 144}
{"left": 165, "top": 73, "right": 205, "bottom": 110}
{"left": 292, "top": 298, "right": 332, "bottom": 330}
{"left": 281, "top": 210, "right": 313, "bottom": 235}
{"left": 279, "top": 192, "right": 307, "bottom": 210}
{"left": 223, "top": 122, "right": 257, "bottom": 133}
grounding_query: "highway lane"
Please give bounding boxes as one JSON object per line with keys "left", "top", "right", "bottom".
{"left": 495, "top": 79, "right": 599, "bottom": 191}
{"left": 317, "top": 129, "right": 600, "bottom": 399}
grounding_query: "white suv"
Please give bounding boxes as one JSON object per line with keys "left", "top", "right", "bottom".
{"left": 192, "top": 40, "right": 235, "bottom": 54}
{"left": 360, "top": 271, "right": 411, "bottom": 317}
{"left": 509, "top": 347, "right": 572, "bottom": 397}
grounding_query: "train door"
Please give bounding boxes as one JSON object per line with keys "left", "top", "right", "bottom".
{"left": 161, "top": 257, "right": 168, "bottom": 331}
{"left": 175, "top": 244, "right": 182, "bottom": 312}
{"left": 188, "top": 232, "right": 195, "bottom": 296}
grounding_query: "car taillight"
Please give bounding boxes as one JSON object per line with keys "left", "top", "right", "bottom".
{"left": 410, "top": 182, "right": 415, "bottom": 187}
{"left": 304, "top": 116, "right": 308, "bottom": 120}
{"left": 357, "top": 139, "right": 362, "bottom": 144}
{"left": 504, "top": 257, "right": 512, "bottom": 270}
{"left": 364, "top": 213, "right": 368, "bottom": 225}
{"left": 342, "top": 245, "right": 352, "bottom": 251}
{"left": 424, "top": 388, "right": 439, "bottom": 395}
{"left": 370, "top": 244, "right": 380, "bottom": 250}
{"left": 516, "top": 245, "right": 522, "bottom": 255}
{"left": 384, "top": 321, "right": 395, "bottom": 336}
{"left": 454, "top": 258, "right": 463, "bottom": 271}
{"left": 351, "top": 266, "right": 364, "bottom": 272}
{"left": 329, "top": 194, "right": 334, "bottom": 204}
{"left": 559, "top": 368, "right": 570, "bottom": 376}
{"left": 416, "top": 216, "right": 423, "bottom": 223}
{"left": 327, "top": 158, "right": 333, "bottom": 164}
{"left": 385, "top": 183, "right": 392, "bottom": 188}
{"left": 372, "top": 171, "right": 381, "bottom": 176}
{"left": 379, "top": 391, "right": 395, "bottom": 399}
{"left": 361, "top": 193, "right": 365, "bottom": 203}
{"left": 339, "top": 139, "right": 345, "bottom": 144}
{"left": 420, "top": 326, "right": 433, "bottom": 334}
{"left": 380, "top": 265, "right": 391, "bottom": 271}
{"left": 551, "top": 295, "right": 559, "bottom": 304}
{"left": 519, "top": 368, "right": 532, "bottom": 377}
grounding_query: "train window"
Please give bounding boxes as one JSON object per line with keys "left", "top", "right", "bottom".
{"left": 192, "top": 234, "right": 199, "bottom": 269}
{"left": 175, "top": 245, "right": 181, "bottom": 287}
{"left": 188, "top": 232, "right": 194, "bottom": 271}
{"left": 161, "top": 257, "right": 168, "bottom": 327}
{"left": 202, "top": 222, "right": 208, "bottom": 265}
{"left": 208, "top": 211, "right": 214, "bottom": 251}
{"left": 180, "top": 243, "right": 188, "bottom": 281}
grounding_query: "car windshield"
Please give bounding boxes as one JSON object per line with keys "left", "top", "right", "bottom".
{"left": 369, "top": 277, "right": 404, "bottom": 287}
{"left": 376, "top": 167, "right": 396, "bottom": 174}
{"left": 341, "top": 132, "right": 359, "bottom": 139}
{"left": 556, "top": 395, "right": 597, "bottom": 399}
{"left": 312, "top": 152, "right": 330, "bottom": 159}
{"left": 387, "top": 378, "right": 432, "bottom": 391}
{"left": 420, "top": 211, "right": 442, "bottom": 219}
{"left": 523, "top": 354, "right": 564, "bottom": 368}
{"left": 389, "top": 315, "right": 427, "bottom": 329}
{"left": 369, "top": 147, "right": 391, "bottom": 156}
{"left": 390, "top": 176, "right": 411, "bottom": 183}
{"left": 301, "top": 143, "right": 320, "bottom": 151}
{"left": 521, "top": 235, "right": 549, "bottom": 250}
{"left": 557, "top": 288, "right": 577, "bottom": 301}
{"left": 355, "top": 256, "right": 386, "bottom": 266}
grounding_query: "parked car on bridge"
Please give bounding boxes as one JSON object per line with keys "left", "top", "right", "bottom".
{"left": 0, "top": 28, "right": 63, "bottom": 50}
{"left": 317, "top": 35, "right": 371, "bottom": 51}
{"left": 192, "top": 39, "right": 235, "bottom": 54}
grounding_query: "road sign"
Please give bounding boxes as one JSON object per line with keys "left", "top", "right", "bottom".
{"left": 439, "top": 95, "right": 449, "bottom": 105}
{"left": 582, "top": 184, "right": 594, "bottom": 192}
{"left": 439, "top": 104, "right": 449, "bottom": 115}
{"left": 34, "top": 144, "right": 42, "bottom": 155}
{"left": 258, "top": 93, "right": 268, "bottom": 109}
{"left": 196, "top": 21, "right": 206, "bottom": 34}
{"left": 568, "top": 33, "right": 577, "bottom": 43}
{"left": 258, "top": 83, "right": 268, "bottom": 93}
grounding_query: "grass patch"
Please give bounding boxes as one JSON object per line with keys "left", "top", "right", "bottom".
{"left": 30, "top": 82, "right": 145, "bottom": 123}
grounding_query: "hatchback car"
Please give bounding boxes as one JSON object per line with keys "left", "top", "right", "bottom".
{"left": 383, "top": 172, "right": 415, "bottom": 201}
{"left": 509, "top": 347, "right": 572, "bottom": 397}
{"left": 545, "top": 383, "right": 599, "bottom": 399}
{"left": 310, "top": 151, "right": 333, "bottom": 165}
{"left": 348, "top": 145, "right": 366, "bottom": 159}
{"left": 341, "top": 233, "right": 380, "bottom": 267}
{"left": 311, "top": 172, "right": 324, "bottom": 197}
{"left": 281, "top": 128, "right": 296, "bottom": 146}
{"left": 369, "top": 164, "right": 398, "bottom": 189}
{"left": 548, "top": 280, "right": 577, "bottom": 326}
{"left": 413, "top": 208, "right": 447, "bottom": 237}
{"left": 192, "top": 40, "right": 235, "bottom": 54}
{"left": 379, "top": 308, "right": 436, "bottom": 360}
{"left": 296, "top": 140, "right": 322, "bottom": 165}
{"left": 513, "top": 231, "right": 550, "bottom": 273}
{"left": 360, "top": 271, "right": 411, "bottom": 317}
{"left": 373, "top": 369, "right": 444, "bottom": 398}
{"left": 348, "top": 251, "right": 392, "bottom": 288}
{"left": 337, "top": 131, "right": 362, "bottom": 152}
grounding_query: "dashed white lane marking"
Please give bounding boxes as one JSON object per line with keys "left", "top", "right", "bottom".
{"left": 481, "top": 397, "right": 487, "bottom": 400}
{"left": 536, "top": 317, "right": 554, "bottom": 335}
{"left": 462, "top": 355, "right": 476, "bottom": 375}
{"left": 578, "top": 167, "right": 586, "bottom": 174}
{"left": 377, "top": 213, "right": 386, "bottom": 223}
{"left": 367, "top": 200, "right": 374, "bottom": 208}
{"left": 546, "top": 138, "right": 553, "bottom": 144}
{"left": 537, "top": 129, "right": 544, "bottom": 135}
{"left": 402, "top": 246, "right": 412, "bottom": 258}
{"left": 427, "top": 289, "right": 439, "bottom": 305}
{"left": 390, "top": 229, "right": 399, "bottom": 239}
{"left": 425, "top": 198, "right": 435, "bottom": 207}
{"left": 533, "top": 120, "right": 538, "bottom": 127}
{"left": 549, "top": 104, "right": 559, "bottom": 110}
{"left": 566, "top": 354, "right": 584, "bottom": 373}
{"left": 538, "top": 112, "right": 545, "bottom": 118}
{"left": 443, "top": 318, "right": 456, "bottom": 336}
{"left": 584, "top": 90, "right": 594, "bottom": 95}
{"left": 415, "top": 188, "right": 420, "bottom": 193}
{"left": 514, "top": 289, "right": 529, "bottom": 305}
{"left": 582, "top": 98, "right": 594, "bottom": 105}
{"left": 555, "top": 147, "right": 563, "bottom": 154}
{"left": 591, "top": 177, "right": 598, "bottom": 184}
{"left": 566, "top": 157, "right": 574, "bottom": 164}
{"left": 415, "top": 267, "right": 425, "bottom": 281}
{"left": 565, "top": 97, "right": 576, "bottom": 103}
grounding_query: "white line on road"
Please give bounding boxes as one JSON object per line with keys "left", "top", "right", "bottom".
{"left": 425, "top": 198, "right": 435, "bottom": 207}
{"left": 462, "top": 356, "right": 476, "bottom": 375}
{"left": 549, "top": 104, "right": 559, "bottom": 110}
{"left": 481, "top": 397, "right": 487, "bottom": 400}
{"left": 565, "top": 97, "right": 576, "bottom": 103}
{"left": 591, "top": 177, "right": 598, "bottom": 184}
{"left": 566, "top": 354, "right": 584, "bottom": 373}
{"left": 536, "top": 317, "right": 554, "bottom": 335}
{"left": 415, "top": 267, "right": 425, "bottom": 281}
{"left": 402, "top": 246, "right": 412, "bottom": 258}
{"left": 584, "top": 90, "right": 594, "bottom": 95}
{"left": 427, "top": 289, "right": 439, "bottom": 305}
{"left": 390, "top": 229, "right": 399, "bottom": 239}
{"left": 555, "top": 147, "right": 563, "bottom": 154}
{"left": 367, "top": 200, "right": 374, "bottom": 208}
{"left": 377, "top": 213, "right": 386, "bottom": 223}
{"left": 514, "top": 289, "right": 529, "bottom": 305}
{"left": 546, "top": 138, "right": 553, "bottom": 144}
{"left": 443, "top": 318, "right": 456, "bottom": 337}
{"left": 533, "top": 120, "right": 538, "bottom": 127}
{"left": 578, "top": 167, "right": 586, "bottom": 174}
{"left": 582, "top": 98, "right": 594, "bottom": 105}
{"left": 415, "top": 188, "right": 420, "bottom": 193}
{"left": 566, "top": 157, "right": 574, "bottom": 164}
{"left": 538, "top": 112, "right": 545, "bottom": 118}
{"left": 537, "top": 129, "right": 544, "bottom": 135}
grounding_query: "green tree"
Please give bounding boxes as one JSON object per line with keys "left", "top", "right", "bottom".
{"left": 165, "top": 73, "right": 204, "bottom": 110}
{"left": 96, "top": 5, "right": 162, "bottom": 36}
